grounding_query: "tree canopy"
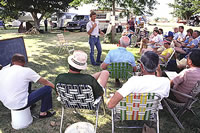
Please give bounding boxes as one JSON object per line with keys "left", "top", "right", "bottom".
{"left": 0, "top": 0, "right": 74, "bottom": 29}
{"left": 168, "top": 0, "right": 200, "bottom": 20}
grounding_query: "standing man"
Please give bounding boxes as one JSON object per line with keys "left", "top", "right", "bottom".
{"left": 87, "top": 11, "right": 104, "bottom": 66}
{"left": 0, "top": 54, "right": 55, "bottom": 118}
{"left": 44, "top": 18, "right": 48, "bottom": 32}
{"left": 128, "top": 17, "right": 135, "bottom": 32}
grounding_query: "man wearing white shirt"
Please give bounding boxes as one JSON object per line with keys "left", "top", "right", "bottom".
{"left": 86, "top": 11, "right": 104, "bottom": 66}
{"left": 177, "top": 26, "right": 186, "bottom": 42}
{"left": 107, "top": 51, "right": 170, "bottom": 109}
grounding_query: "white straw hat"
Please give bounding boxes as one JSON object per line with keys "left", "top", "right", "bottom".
{"left": 68, "top": 50, "right": 87, "bottom": 70}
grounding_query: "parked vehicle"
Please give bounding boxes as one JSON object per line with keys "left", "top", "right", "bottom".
{"left": 51, "top": 12, "right": 77, "bottom": 29}
{"left": 66, "top": 15, "right": 90, "bottom": 32}
{"left": 188, "top": 15, "right": 200, "bottom": 26}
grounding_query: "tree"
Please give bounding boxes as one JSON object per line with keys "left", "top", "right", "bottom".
{"left": 0, "top": 0, "right": 74, "bottom": 30}
{"left": 168, "top": 0, "right": 200, "bottom": 22}
{"left": 71, "top": 0, "right": 158, "bottom": 43}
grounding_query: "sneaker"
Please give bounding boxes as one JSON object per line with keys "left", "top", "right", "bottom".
{"left": 92, "top": 63, "right": 100, "bottom": 66}
{"left": 115, "top": 79, "right": 121, "bottom": 87}
{"left": 97, "top": 61, "right": 103, "bottom": 64}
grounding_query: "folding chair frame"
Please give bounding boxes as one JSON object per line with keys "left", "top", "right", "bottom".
{"left": 57, "top": 33, "right": 74, "bottom": 54}
{"left": 111, "top": 93, "right": 161, "bottom": 133}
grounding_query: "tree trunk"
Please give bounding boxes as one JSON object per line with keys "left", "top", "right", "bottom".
{"left": 31, "top": 12, "right": 45, "bottom": 30}
{"left": 111, "top": 0, "right": 116, "bottom": 43}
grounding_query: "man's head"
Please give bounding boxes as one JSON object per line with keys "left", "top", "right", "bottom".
{"left": 164, "top": 31, "right": 174, "bottom": 41}
{"left": 11, "top": 53, "right": 26, "bottom": 66}
{"left": 119, "top": 36, "right": 130, "bottom": 47}
{"left": 153, "top": 29, "right": 159, "bottom": 36}
{"left": 131, "top": 16, "right": 135, "bottom": 20}
{"left": 154, "top": 27, "right": 158, "bottom": 30}
{"left": 186, "top": 29, "right": 193, "bottom": 36}
{"left": 192, "top": 30, "right": 200, "bottom": 39}
{"left": 174, "top": 27, "right": 178, "bottom": 33}
{"left": 179, "top": 26, "right": 184, "bottom": 33}
{"left": 158, "top": 28, "right": 163, "bottom": 35}
{"left": 90, "top": 11, "right": 96, "bottom": 21}
{"left": 126, "top": 24, "right": 130, "bottom": 30}
{"left": 140, "top": 51, "right": 159, "bottom": 73}
{"left": 188, "top": 49, "right": 200, "bottom": 68}
{"left": 163, "top": 39, "right": 171, "bottom": 49}
{"left": 68, "top": 50, "right": 87, "bottom": 72}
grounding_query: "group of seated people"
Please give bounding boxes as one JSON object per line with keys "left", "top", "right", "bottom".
{"left": 0, "top": 30, "right": 200, "bottom": 130}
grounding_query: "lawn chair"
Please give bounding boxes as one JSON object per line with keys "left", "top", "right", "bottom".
{"left": 163, "top": 80, "right": 200, "bottom": 129}
{"left": 56, "top": 83, "right": 105, "bottom": 133}
{"left": 57, "top": 34, "right": 74, "bottom": 54}
{"left": 160, "top": 49, "right": 176, "bottom": 69}
{"left": 112, "top": 93, "right": 161, "bottom": 133}
{"left": 107, "top": 62, "right": 133, "bottom": 80}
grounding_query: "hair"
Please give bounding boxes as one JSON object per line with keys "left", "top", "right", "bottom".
{"left": 90, "top": 11, "right": 96, "bottom": 17}
{"left": 158, "top": 28, "right": 163, "bottom": 34}
{"left": 188, "top": 49, "right": 200, "bottom": 67}
{"left": 69, "top": 64, "right": 81, "bottom": 72}
{"left": 11, "top": 53, "right": 25, "bottom": 64}
{"left": 120, "top": 36, "right": 130, "bottom": 46}
{"left": 193, "top": 30, "right": 200, "bottom": 36}
{"left": 154, "top": 27, "right": 158, "bottom": 30}
{"left": 153, "top": 29, "right": 159, "bottom": 34}
{"left": 186, "top": 29, "right": 193, "bottom": 35}
{"left": 179, "top": 26, "right": 184, "bottom": 30}
{"left": 140, "top": 51, "right": 159, "bottom": 73}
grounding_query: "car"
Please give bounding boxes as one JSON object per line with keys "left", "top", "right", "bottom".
{"left": 66, "top": 15, "right": 89, "bottom": 32}
{"left": 188, "top": 15, "right": 200, "bottom": 26}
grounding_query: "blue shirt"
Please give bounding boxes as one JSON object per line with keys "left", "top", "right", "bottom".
{"left": 104, "top": 47, "right": 136, "bottom": 67}
{"left": 186, "top": 38, "right": 199, "bottom": 48}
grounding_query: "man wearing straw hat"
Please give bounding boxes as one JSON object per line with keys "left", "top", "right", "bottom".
{"left": 55, "top": 50, "right": 109, "bottom": 100}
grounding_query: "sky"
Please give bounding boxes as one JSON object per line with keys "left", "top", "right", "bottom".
{"left": 68, "top": 0, "right": 175, "bottom": 19}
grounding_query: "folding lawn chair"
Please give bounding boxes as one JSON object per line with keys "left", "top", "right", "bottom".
{"left": 163, "top": 80, "right": 200, "bottom": 129}
{"left": 56, "top": 83, "right": 105, "bottom": 133}
{"left": 57, "top": 34, "right": 74, "bottom": 54}
{"left": 112, "top": 93, "right": 161, "bottom": 133}
{"left": 160, "top": 49, "right": 176, "bottom": 69}
{"left": 107, "top": 62, "right": 133, "bottom": 80}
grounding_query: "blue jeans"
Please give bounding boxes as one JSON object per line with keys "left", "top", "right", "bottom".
{"left": 19, "top": 86, "right": 52, "bottom": 112}
{"left": 89, "top": 36, "right": 102, "bottom": 64}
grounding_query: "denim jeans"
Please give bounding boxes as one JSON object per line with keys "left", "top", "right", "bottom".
{"left": 89, "top": 36, "right": 102, "bottom": 64}
{"left": 18, "top": 86, "right": 52, "bottom": 112}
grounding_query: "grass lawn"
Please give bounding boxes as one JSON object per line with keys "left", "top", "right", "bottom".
{"left": 0, "top": 23, "right": 200, "bottom": 133}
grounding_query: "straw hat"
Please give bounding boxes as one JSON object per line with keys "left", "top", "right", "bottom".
{"left": 68, "top": 50, "right": 87, "bottom": 70}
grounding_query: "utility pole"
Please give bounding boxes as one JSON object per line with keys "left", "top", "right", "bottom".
{"left": 111, "top": 0, "right": 116, "bottom": 43}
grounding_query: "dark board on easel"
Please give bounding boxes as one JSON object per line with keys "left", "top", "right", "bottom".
{"left": 0, "top": 37, "right": 28, "bottom": 66}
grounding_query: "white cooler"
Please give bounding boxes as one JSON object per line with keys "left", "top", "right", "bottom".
{"left": 65, "top": 122, "right": 95, "bottom": 133}
{"left": 11, "top": 107, "right": 33, "bottom": 130}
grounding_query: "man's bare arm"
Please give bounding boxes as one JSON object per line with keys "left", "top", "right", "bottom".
{"left": 38, "top": 77, "right": 55, "bottom": 89}
{"left": 107, "top": 92, "right": 123, "bottom": 109}
{"left": 87, "top": 23, "right": 97, "bottom": 35}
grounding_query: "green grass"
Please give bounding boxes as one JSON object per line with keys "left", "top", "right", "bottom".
{"left": 0, "top": 25, "right": 200, "bottom": 133}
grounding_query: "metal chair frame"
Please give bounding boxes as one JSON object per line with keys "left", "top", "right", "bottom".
{"left": 111, "top": 93, "right": 161, "bottom": 133}
{"left": 163, "top": 80, "right": 200, "bottom": 129}
{"left": 57, "top": 33, "right": 74, "bottom": 54}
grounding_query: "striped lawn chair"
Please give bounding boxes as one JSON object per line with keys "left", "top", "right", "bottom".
{"left": 107, "top": 62, "right": 133, "bottom": 80}
{"left": 112, "top": 93, "right": 161, "bottom": 133}
{"left": 57, "top": 34, "right": 74, "bottom": 54}
{"left": 56, "top": 83, "right": 105, "bottom": 133}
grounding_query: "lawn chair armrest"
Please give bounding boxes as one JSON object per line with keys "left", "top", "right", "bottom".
{"left": 94, "top": 96, "right": 102, "bottom": 105}
{"left": 171, "top": 89, "right": 194, "bottom": 99}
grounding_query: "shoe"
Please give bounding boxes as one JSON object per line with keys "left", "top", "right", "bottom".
{"left": 92, "top": 63, "right": 100, "bottom": 66}
{"left": 39, "top": 111, "right": 56, "bottom": 119}
{"left": 115, "top": 79, "right": 121, "bottom": 87}
{"left": 97, "top": 61, "right": 103, "bottom": 64}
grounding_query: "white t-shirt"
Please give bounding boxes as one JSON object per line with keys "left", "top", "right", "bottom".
{"left": 151, "top": 35, "right": 159, "bottom": 43}
{"left": 117, "top": 75, "right": 170, "bottom": 99}
{"left": 0, "top": 65, "right": 41, "bottom": 109}
{"left": 157, "top": 35, "right": 163, "bottom": 42}
{"left": 86, "top": 20, "right": 100, "bottom": 36}
{"left": 177, "top": 32, "right": 186, "bottom": 42}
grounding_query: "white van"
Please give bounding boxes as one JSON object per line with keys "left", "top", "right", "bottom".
{"left": 51, "top": 12, "right": 77, "bottom": 29}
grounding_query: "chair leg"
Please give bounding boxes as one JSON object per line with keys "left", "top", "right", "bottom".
{"left": 156, "top": 111, "right": 159, "bottom": 133}
{"left": 60, "top": 106, "right": 65, "bottom": 133}
{"left": 102, "top": 98, "right": 106, "bottom": 116}
{"left": 112, "top": 109, "right": 114, "bottom": 133}
{"left": 95, "top": 109, "right": 99, "bottom": 133}
{"left": 190, "top": 109, "right": 200, "bottom": 121}
{"left": 163, "top": 99, "right": 184, "bottom": 129}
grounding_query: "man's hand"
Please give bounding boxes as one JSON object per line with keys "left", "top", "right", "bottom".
{"left": 92, "top": 23, "right": 97, "bottom": 28}
{"left": 100, "top": 31, "right": 104, "bottom": 36}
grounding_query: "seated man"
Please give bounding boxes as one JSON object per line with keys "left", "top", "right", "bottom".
{"left": 0, "top": 54, "right": 55, "bottom": 118}
{"left": 122, "top": 24, "right": 134, "bottom": 45}
{"left": 159, "top": 39, "right": 174, "bottom": 64}
{"left": 170, "top": 49, "right": 200, "bottom": 103}
{"left": 175, "top": 30, "right": 199, "bottom": 55}
{"left": 55, "top": 50, "right": 109, "bottom": 100}
{"left": 101, "top": 36, "right": 136, "bottom": 87}
{"left": 107, "top": 51, "right": 170, "bottom": 109}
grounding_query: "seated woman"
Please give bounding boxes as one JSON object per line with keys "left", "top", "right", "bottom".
{"left": 159, "top": 39, "right": 174, "bottom": 64}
